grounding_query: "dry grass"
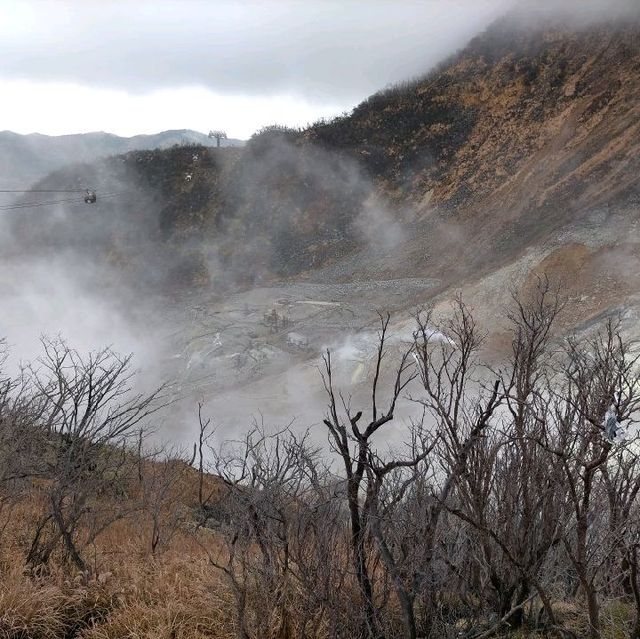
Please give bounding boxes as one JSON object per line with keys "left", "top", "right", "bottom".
{"left": 0, "top": 512, "right": 637, "bottom": 639}
{"left": 0, "top": 570, "right": 69, "bottom": 638}
{"left": 0, "top": 478, "right": 237, "bottom": 639}
{"left": 79, "top": 555, "right": 233, "bottom": 639}
{"left": 0, "top": 523, "right": 235, "bottom": 638}
{"left": 0, "top": 478, "right": 636, "bottom": 639}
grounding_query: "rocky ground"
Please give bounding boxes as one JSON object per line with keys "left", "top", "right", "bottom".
{"left": 156, "top": 277, "right": 440, "bottom": 442}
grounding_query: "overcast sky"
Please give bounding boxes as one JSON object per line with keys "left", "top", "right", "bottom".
{"left": 1, "top": 1, "right": 511, "bottom": 139}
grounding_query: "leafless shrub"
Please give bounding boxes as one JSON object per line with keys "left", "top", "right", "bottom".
{"left": 138, "top": 445, "right": 191, "bottom": 555}
{"left": 320, "top": 312, "right": 429, "bottom": 639}
{"left": 22, "top": 338, "right": 167, "bottom": 576}
{"left": 200, "top": 424, "right": 328, "bottom": 639}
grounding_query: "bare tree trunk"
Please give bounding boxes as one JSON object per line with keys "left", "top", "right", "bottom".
{"left": 234, "top": 584, "right": 251, "bottom": 639}
{"left": 630, "top": 546, "right": 640, "bottom": 639}
{"left": 26, "top": 514, "right": 56, "bottom": 567}
{"left": 370, "top": 514, "right": 417, "bottom": 639}
{"left": 585, "top": 586, "right": 601, "bottom": 639}
{"left": 348, "top": 484, "right": 378, "bottom": 639}
{"left": 51, "top": 496, "right": 87, "bottom": 575}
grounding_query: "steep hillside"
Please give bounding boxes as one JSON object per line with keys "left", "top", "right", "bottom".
{"left": 307, "top": 14, "right": 640, "bottom": 213}
{"left": 180, "top": 14, "right": 640, "bottom": 286}
{"left": 298, "top": 14, "right": 640, "bottom": 291}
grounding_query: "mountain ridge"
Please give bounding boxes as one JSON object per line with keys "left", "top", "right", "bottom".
{"left": 0, "top": 128, "right": 244, "bottom": 191}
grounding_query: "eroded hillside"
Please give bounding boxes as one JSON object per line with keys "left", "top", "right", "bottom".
{"left": 4, "top": 11, "right": 640, "bottom": 404}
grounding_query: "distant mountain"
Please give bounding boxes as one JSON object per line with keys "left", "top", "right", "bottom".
{"left": 0, "top": 129, "right": 244, "bottom": 190}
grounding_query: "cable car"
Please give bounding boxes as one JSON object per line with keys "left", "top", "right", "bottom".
{"left": 84, "top": 190, "right": 97, "bottom": 204}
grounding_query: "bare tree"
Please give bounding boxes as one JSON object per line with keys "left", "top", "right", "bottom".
{"left": 196, "top": 401, "right": 216, "bottom": 512}
{"left": 202, "top": 424, "right": 321, "bottom": 639}
{"left": 364, "top": 428, "right": 437, "bottom": 639}
{"left": 411, "top": 298, "right": 502, "bottom": 633}
{"left": 321, "top": 312, "right": 419, "bottom": 639}
{"left": 286, "top": 459, "right": 355, "bottom": 639}
{"left": 0, "top": 342, "right": 48, "bottom": 542}
{"left": 547, "top": 319, "right": 640, "bottom": 639}
{"left": 24, "top": 338, "right": 166, "bottom": 576}
{"left": 139, "top": 446, "right": 190, "bottom": 555}
{"left": 440, "top": 283, "right": 567, "bottom": 632}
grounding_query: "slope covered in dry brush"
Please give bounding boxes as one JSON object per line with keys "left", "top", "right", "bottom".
{"left": 1, "top": 282, "right": 640, "bottom": 639}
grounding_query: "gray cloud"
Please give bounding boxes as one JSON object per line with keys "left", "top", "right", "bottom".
{"left": 1, "top": 1, "right": 509, "bottom": 103}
